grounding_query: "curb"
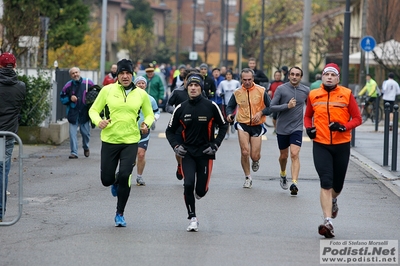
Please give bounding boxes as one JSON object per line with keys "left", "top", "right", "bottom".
{"left": 350, "top": 149, "right": 400, "bottom": 198}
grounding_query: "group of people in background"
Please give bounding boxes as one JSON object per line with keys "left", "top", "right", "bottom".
{"left": 3, "top": 50, "right": 396, "bottom": 240}
{"left": 56, "top": 58, "right": 366, "bottom": 238}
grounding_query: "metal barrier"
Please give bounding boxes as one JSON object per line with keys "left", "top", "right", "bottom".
{"left": 383, "top": 102, "right": 390, "bottom": 166}
{"left": 374, "top": 96, "right": 380, "bottom": 131}
{"left": 391, "top": 105, "right": 399, "bottom": 171}
{"left": 0, "top": 131, "right": 24, "bottom": 226}
{"left": 382, "top": 103, "right": 399, "bottom": 171}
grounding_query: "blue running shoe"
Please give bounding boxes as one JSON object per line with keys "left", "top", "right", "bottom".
{"left": 111, "top": 183, "right": 118, "bottom": 197}
{"left": 115, "top": 213, "right": 126, "bottom": 227}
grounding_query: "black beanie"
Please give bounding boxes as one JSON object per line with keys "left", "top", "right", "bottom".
{"left": 186, "top": 74, "right": 204, "bottom": 89}
{"left": 117, "top": 59, "right": 133, "bottom": 75}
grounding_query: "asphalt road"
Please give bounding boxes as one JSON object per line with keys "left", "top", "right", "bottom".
{"left": 1, "top": 113, "right": 399, "bottom": 266}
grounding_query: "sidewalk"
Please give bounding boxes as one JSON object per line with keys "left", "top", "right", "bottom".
{"left": 350, "top": 120, "right": 400, "bottom": 196}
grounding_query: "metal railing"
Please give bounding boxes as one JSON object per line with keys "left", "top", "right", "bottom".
{"left": 382, "top": 103, "right": 399, "bottom": 171}
{"left": 0, "top": 131, "right": 24, "bottom": 226}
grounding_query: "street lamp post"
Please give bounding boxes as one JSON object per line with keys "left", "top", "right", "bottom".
{"left": 175, "top": 0, "right": 182, "bottom": 65}
{"left": 100, "top": 0, "right": 107, "bottom": 84}
{"left": 225, "top": 1, "right": 229, "bottom": 67}
{"left": 192, "top": 0, "right": 197, "bottom": 67}
{"left": 259, "top": 0, "right": 265, "bottom": 72}
{"left": 237, "top": 0, "right": 243, "bottom": 73}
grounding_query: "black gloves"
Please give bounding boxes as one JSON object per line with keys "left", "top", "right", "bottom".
{"left": 174, "top": 145, "right": 187, "bottom": 158}
{"left": 203, "top": 143, "right": 218, "bottom": 155}
{"left": 306, "top": 127, "right": 316, "bottom": 139}
{"left": 329, "top": 122, "right": 346, "bottom": 132}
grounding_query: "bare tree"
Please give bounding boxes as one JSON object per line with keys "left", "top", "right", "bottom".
{"left": 201, "top": 16, "right": 220, "bottom": 64}
{"left": 368, "top": 0, "right": 400, "bottom": 77}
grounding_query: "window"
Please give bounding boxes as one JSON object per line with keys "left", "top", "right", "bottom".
{"left": 223, "top": 28, "right": 235, "bottom": 46}
{"left": 194, "top": 27, "right": 204, "bottom": 45}
{"left": 225, "top": 0, "right": 237, "bottom": 14}
{"left": 196, "top": 0, "right": 204, "bottom": 12}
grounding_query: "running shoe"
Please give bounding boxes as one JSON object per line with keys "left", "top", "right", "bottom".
{"left": 136, "top": 176, "right": 146, "bottom": 186}
{"left": 187, "top": 217, "right": 199, "bottom": 232}
{"left": 251, "top": 161, "right": 259, "bottom": 172}
{"left": 230, "top": 124, "right": 235, "bottom": 134}
{"left": 115, "top": 213, "right": 126, "bottom": 227}
{"left": 280, "top": 175, "right": 288, "bottom": 190}
{"left": 151, "top": 122, "right": 156, "bottom": 130}
{"left": 224, "top": 133, "right": 229, "bottom": 140}
{"left": 176, "top": 164, "right": 183, "bottom": 180}
{"left": 290, "top": 183, "right": 298, "bottom": 195}
{"left": 243, "top": 177, "right": 252, "bottom": 189}
{"left": 111, "top": 183, "right": 118, "bottom": 197}
{"left": 318, "top": 219, "right": 335, "bottom": 238}
{"left": 332, "top": 200, "right": 339, "bottom": 219}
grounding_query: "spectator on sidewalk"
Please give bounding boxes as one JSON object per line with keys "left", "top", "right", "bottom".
{"left": 102, "top": 64, "right": 117, "bottom": 86}
{"left": 60, "top": 67, "right": 94, "bottom": 159}
{"left": 381, "top": 72, "right": 400, "bottom": 129}
{"left": 0, "top": 52, "right": 26, "bottom": 222}
{"left": 304, "top": 63, "right": 362, "bottom": 238}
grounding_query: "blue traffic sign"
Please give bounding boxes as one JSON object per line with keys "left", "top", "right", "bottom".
{"left": 360, "top": 36, "right": 376, "bottom": 52}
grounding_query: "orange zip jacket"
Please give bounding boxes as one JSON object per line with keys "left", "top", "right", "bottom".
{"left": 304, "top": 85, "right": 362, "bottom": 145}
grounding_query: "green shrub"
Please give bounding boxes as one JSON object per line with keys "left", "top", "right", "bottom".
{"left": 17, "top": 71, "right": 51, "bottom": 127}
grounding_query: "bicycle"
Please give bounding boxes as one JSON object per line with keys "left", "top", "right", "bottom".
{"left": 357, "top": 95, "right": 383, "bottom": 124}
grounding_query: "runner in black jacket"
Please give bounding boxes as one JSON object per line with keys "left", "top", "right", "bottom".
{"left": 248, "top": 57, "right": 269, "bottom": 85}
{"left": 166, "top": 73, "right": 228, "bottom": 232}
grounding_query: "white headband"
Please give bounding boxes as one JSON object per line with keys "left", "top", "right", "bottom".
{"left": 323, "top": 67, "right": 339, "bottom": 76}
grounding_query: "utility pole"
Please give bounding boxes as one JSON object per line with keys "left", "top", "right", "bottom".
{"left": 237, "top": 0, "right": 243, "bottom": 73}
{"left": 220, "top": 0, "right": 225, "bottom": 66}
{"left": 359, "top": 0, "right": 368, "bottom": 88}
{"left": 191, "top": 0, "right": 197, "bottom": 67}
{"left": 259, "top": 0, "right": 265, "bottom": 72}
{"left": 301, "top": 0, "right": 311, "bottom": 84}
{"left": 225, "top": 1, "right": 229, "bottom": 67}
{"left": 342, "top": 0, "right": 351, "bottom": 87}
{"left": 100, "top": 0, "right": 107, "bottom": 84}
{"left": 175, "top": 0, "right": 182, "bottom": 65}
{"left": 41, "top": 17, "right": 49, "bottom": 68}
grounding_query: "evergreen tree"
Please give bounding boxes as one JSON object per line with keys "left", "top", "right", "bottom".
{"left": 125, "top": 0, "right": 154, "bottom": 30}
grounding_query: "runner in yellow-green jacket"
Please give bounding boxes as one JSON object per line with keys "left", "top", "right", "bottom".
{"left": 89, "top": 59, "right": 154, "bottom": 227}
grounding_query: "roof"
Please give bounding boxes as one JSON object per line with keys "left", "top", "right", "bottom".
{"left": 151, "top": 4, "right": 171, "bottom": 12}
{"left": 349, "top": 39, "right": 400, "bottom": 65}
{"left": 272, "top": 6, "right": 345, "bottom": 39}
